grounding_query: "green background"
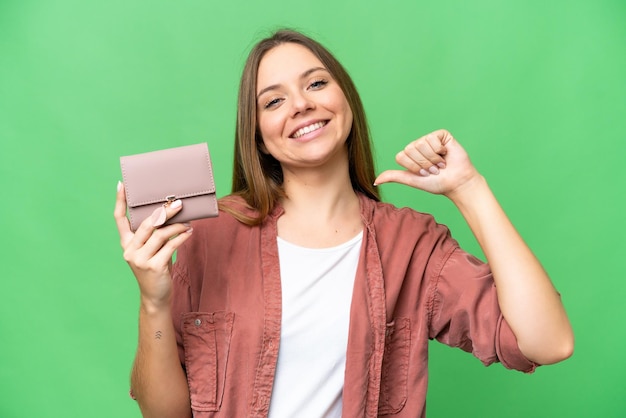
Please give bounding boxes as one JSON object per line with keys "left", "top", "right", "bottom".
{"left": 1, "top": 0, "right": 624, "bottom": 416}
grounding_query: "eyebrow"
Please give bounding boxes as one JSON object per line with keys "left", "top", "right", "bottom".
{"left": 256, "top": 66, "right": 329, "bottom": 100}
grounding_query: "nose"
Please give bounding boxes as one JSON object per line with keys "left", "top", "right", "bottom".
{"left": 290, "top": 91, "right": 314, "bottom": 117}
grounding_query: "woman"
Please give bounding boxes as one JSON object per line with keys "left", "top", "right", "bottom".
{"left": 114, "top": 29, "right": 573, "bottom": 418}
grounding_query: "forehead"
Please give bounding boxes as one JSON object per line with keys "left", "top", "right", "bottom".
{"left": 256, "top": 43, "right": 326, "bottom": 91}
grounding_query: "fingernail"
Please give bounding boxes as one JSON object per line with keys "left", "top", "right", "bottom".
{"left": 186, "top": 227, "right": 193, "bottom": 234}
{"left": 428, "top": 166, "right": 440, "bottom": 175}
{"left": 170, "top": 199, "right": 182, "bottom": 209}
{"left": 373, "top": 182, "right": 378, "bottom": 187}
{"left": 437, "top": 162, "right": 446, "bottom": 169}
{"left": 117, "top": 181, "right": 122, "bottom": 192}
{"left": 419, "top": 169, "right": 430, "bottom": 177}
{"left": 151, "top": 206, "right": 167, "bottom": 227}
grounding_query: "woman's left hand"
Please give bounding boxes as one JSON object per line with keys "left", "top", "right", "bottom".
{"left": 374, "top": 129, "right": 480, "bottom": 197}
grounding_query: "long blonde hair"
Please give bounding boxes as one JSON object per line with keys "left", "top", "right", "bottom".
{"left": 222, "top": 29, "right": 379, "bottom": 225}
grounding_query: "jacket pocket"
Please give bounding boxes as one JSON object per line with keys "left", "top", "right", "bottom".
{"left": 378, "top": 317, "right": 411, "bottom": 415}
{"left": 181, "top": 311, "right": 234, "bottom": 413}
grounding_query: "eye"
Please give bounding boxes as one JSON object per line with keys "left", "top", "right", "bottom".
{"left": 308, "top": 78, "right": 328, "bottom": 90}
{"left": 263, "top": 97, "right": 283, "bottom": 109}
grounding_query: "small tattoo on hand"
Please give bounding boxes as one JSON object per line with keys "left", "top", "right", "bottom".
{"left": 155, "top": 331, "right": 162, "bottom": 339}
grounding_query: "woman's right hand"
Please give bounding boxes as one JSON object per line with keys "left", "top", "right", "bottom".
{"left": 114, "top": 181, "right": 194, "bottom": 311}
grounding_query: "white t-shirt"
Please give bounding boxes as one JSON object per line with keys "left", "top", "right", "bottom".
{"left": 268, "top": 232, "right": 363, "bottom": 418}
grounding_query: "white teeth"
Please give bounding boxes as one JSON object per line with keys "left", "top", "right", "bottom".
{"left": 292, "top": 121, "right": 326, "bottom": 138}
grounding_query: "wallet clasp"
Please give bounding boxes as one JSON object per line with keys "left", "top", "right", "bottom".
{"left": 165, "top": 195, "right": 176, "bottom": 206}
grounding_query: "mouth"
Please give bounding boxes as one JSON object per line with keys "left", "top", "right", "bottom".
{"left": 290, "top": 121, "right": 328, "bottom": 139}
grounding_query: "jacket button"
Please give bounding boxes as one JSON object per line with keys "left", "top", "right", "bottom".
{"left": 194, "top": 318, "right": 202, "bottom": 327}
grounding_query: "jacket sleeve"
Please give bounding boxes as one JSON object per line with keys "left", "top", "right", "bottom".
{"left": 427, "top": 246, "right": 537, "bottom": 373}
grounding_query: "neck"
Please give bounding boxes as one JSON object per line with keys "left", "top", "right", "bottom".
{"left": 279, "top": 156, "right": 356, "bottom": 218}
{"left": 276, "top": 158, "right": 363, "bottom": 248}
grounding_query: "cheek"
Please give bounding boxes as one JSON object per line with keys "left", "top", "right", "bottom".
{"left": 257, "top": 135, "right": 270, "bottom": 154}
{"left": 341, "top": 102, "right": 354, "bottom": 134}
{"left": 345, "top": 105, "right": 353, "bottom": 127}
{"left": 331, "top": 90, "right": 353, "bottom": 128}
{"left": 257, "top": 113, "right": 282, "bottom": 142}
{"left": 257, "top": 120, "right": 279, "bottom": 156}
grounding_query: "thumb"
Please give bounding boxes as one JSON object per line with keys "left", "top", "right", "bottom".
{"left": 375, "top": 169, "right": 424, "bottom": 187}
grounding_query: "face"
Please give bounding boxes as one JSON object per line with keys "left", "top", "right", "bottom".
{"left": 255, "top": 43, "right": 353, "bottom": 172}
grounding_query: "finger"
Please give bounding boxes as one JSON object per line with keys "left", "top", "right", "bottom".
{"left": 401, "top": 130, "right": 453, "bottom": 174}
{"left": 151, "top": 199, "right": 183, "bottom": 228}
{"left": 127, "top": 200, "right": 184, "bottom": 251}
{"left": 403, "top": 135, "right": 447, "bottom": 173}
{"left": 418, "top": 137, "right": 447, "bottom": 174}
{"left": 395, "top": 149, "right": 443, "bottom": 177}
{"left": 114, "top": 181, "right": 134, "bottom": 248}
{"left": 149, "top": 226, "right": 194, "bottom": 267}
{"left": 431, "top": 129, "right": 455, "bottom": 146}
{"left": 139, "top": 222, "right": 193, "bottom": 258}
{"left": 423, "top": 132, "right": 449, "bottom": 159}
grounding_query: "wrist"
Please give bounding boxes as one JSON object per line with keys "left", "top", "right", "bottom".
{"left": 445, "top": 174, "right": 489, "bottom": 207}
{"left": 139, "top": 295, "right": 172, "bottom": 316}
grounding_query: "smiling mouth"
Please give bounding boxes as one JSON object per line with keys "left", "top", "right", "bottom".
{"left": 290, "top": 121, "right": 328, "bottom": 139}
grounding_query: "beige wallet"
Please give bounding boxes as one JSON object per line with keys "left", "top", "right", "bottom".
{"left": 120, "top": 143, "right": 218, "bottom": 231}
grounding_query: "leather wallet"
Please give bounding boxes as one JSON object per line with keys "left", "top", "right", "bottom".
{"left": 120, "top": 142, "right": 219, "bottom": 231}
